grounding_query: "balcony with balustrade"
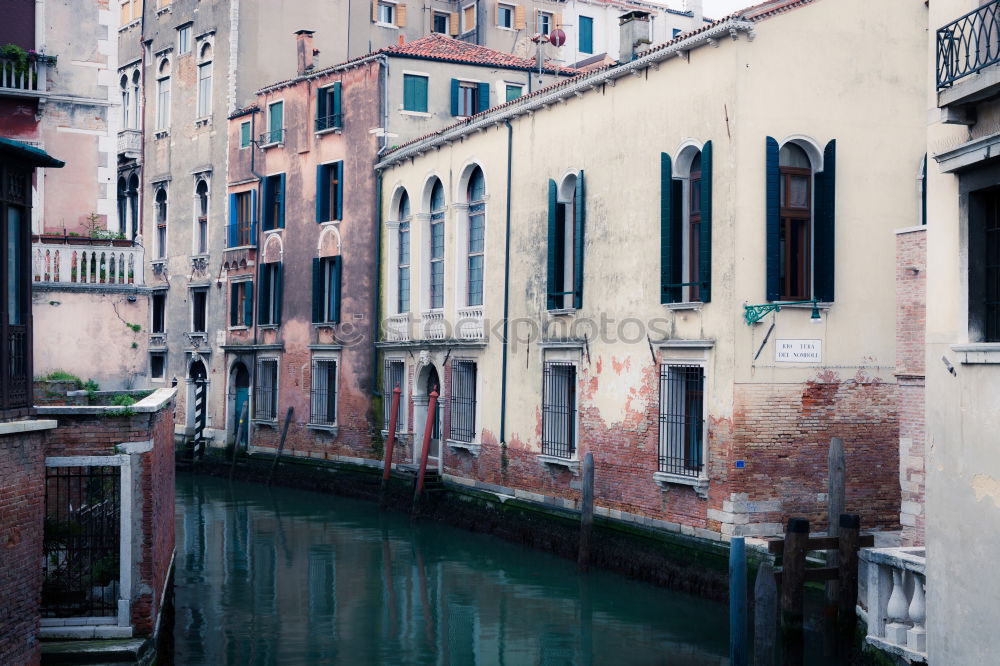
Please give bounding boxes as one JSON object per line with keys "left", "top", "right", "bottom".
{"left": 32, "top": 237, "right": 144, "bottom": 287}
{"left": 937, "top": 0, "right": 1000, "bottom": 121}
{"left": 859, "top": 547, "right": 927, "bottom": 663}
{"left": 0, "top": 55, "right": 50, "bottom": 99}
{"left": 118, "top": 129, "right": 142, "bottom": 160}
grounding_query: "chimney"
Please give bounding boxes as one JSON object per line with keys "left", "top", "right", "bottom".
{"left": 618, "top": 11, "right": 651, "bottom": 62}
{"left": 295, "top": 30, "right": 316, "bottom": 75}
{"left": 684, "top": 0, "right": 704, "bottom": 25}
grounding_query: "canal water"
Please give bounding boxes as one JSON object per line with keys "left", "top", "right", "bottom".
{"left": 173, "top": 472, "right": 732, "bottom": 664}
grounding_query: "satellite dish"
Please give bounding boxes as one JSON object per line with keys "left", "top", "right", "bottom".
{"left": 549, "top": 28, "right": 566, "bottom": 47}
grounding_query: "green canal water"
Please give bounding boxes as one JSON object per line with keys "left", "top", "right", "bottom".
{"left": 173, "top": 472, "right": 733, "bottom": 664}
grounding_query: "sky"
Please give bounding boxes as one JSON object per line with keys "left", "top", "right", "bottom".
{"left": 702, "top": 0, "right": 755, "bottom": 18}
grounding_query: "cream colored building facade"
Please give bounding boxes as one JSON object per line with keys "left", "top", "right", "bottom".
{"left": 377, "top": 0, "right": 925, "bottom": 540}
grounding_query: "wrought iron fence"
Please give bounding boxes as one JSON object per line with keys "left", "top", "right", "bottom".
{"left": 450, "top": 361, "right": 477, "bottom": 442}
{"left": 315, "top": 114, "right": 342, "bottom": 132}
{"left": 5, "top": 325, "right": 29, "bottom": 410}
{"left": 42, "top": 466, "right": 121, "bottom": 618}
{"left": 937, "top": 0, "right": 1000, "bottom": 89}
{"left": 255, "top": 359, "right": 278, "bottom": 420}
{"left": 542, "top": 363, "right": 576, "bottom": 459}
{"left": 383, "top": 360, "right": 405, "bottom": 427}
{"left": 310, "top": 359, "right": 337, "bottom": 425}
{"left": 658, "top": 364, "right": 704, "bottom": 477}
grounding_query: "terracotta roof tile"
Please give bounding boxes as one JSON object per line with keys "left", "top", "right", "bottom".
{"left": 384, "top": 33, "right": 578, "bottom": 75}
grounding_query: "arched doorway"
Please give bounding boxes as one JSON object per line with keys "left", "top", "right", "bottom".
{"left": 229, "top": 362, "right": 250, "bottom": 446}
{"left": 413, "top": 363, "right": 443, "bottom": 468}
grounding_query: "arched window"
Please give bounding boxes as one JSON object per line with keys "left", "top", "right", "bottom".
{"left": 778, "top": 143, "right": 812, "bottom": 300}
{"left": 131, "top": 70, "right": 141, "bottom": 128}
{"left": 197, "top": 42, "right": 213, "bottom": 118}
{"left": 128, "top": 173, "right": 140, "bottom": 239}
{"left": 397, "top": 191, "right": 411, "bottom": 313}
{"left": 155, "top": 187, "right": 168, "bottom": 259}
{"left": 156, "top": 59, "right": 171, "bottom": 130}
{"left": 117, "top": 178, "right": 128, "bottom": 235}
{"left": 429, "top": 179, "right": 445, "bottom": 309}
{"left": 195, "top": 179, "right": 209, "bottom": 254}
{"left": 120, "top": 75, "right": 130, "bottom": 128}
{"left": 546, "top": 172, "right": 585, "bottom": 310}
{"left": 466, "top": 167, "right": 485, "bottom": 307}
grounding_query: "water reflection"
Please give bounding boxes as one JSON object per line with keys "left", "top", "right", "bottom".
{"left": 174, "top": 473, "right": 729, "bottom": 665}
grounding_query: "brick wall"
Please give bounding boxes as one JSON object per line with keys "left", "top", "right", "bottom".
{"left": 896, "top": 228, "right": 926, "bottom": 545}
{"left": 0, "top": 430, "right": 46, "bottom": 666}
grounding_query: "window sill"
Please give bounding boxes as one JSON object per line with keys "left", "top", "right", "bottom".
{"left": 951, "top": 343, "right": 1000, "bottom": 364}
{"left": 227, "top": 326, "right": 248, "bottom": 332}
{"left": 156, "top": 6, "right": 171, "bottom": 17}
{"left": 400, "top": 110, "right": 432, "bottom": 118}
{"left": 664, "top": 301, "right": 703, "bottom": 311}
{"left": 774, "top": 301, "right": 832, "bottom": 310}
{"left": 653, "top": 471, "right": 709, "bottom": 499}
{"left": 194, "top": 117, "right": 211, "bottom": 128}
{"left": 257, "top": 324, "right": 279, "bottom": 330}
{"left": 259, "top": 141, "right": 283, "bottom": 150}
{"left": 307, "top": 423, "right": 339, "bottom": 436}
{"left": 153, "top": 130, "right": 169, "bottom": 140}
{"left": 253, "top": 419, "right": 278, "bottom": 428}
{"left": 537, "top": 454, "right": 580, "bottom": 476}
{"left": 263, "top": 228, "right": 283, "bottom": 235}
{"left": 314, "top": 126, "right": 342, "bottom": 137}
{"left": 546, "top": 308, "right": 577, "bottom": 317}
{"left": 447, "top": 439, "right": 481, "bottom": 456}
{"left": 319, "top": 219, "right": 341, "bottom": 226}
{"left": 376, "top": 22, "right": 399, "bottom": 29}
{"left": 224, "top": 244, "right": 257, "bottom": 251}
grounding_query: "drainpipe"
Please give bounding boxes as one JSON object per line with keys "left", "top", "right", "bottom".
{"left": 372, "top": 56, "right": 390, "bottom": 408}
{"left": 249, "top": 109, "right": 263, "bottom": 447}
{"left": 499, "top": 119, "right": 513, "bottom": 445}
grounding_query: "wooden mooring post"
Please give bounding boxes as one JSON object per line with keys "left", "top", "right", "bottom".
{"left": 266, "top": 406, "right": 294, "bottom": 487}
{"left": 577, "top": 452, "right": 595, "bottom": 572}
{"left": 826, "top": 437, "right": 846, "bottom": 608}
{"left": 412, "top": 390, "right": 438, "bottom": 517}
{"left": 753, "top": 561, "right": 777, "bottom": 666}
{"left": 380, "top": 386, "right": 401, "bottom": 511}
{"left": 228, "top": 401, "right": 248, "bottom": 480}
{"left": 729, "top": 536, "right": 748, "bottom": 666}
{"left": 837, "top": 513, "right": 861, "bottom": 627}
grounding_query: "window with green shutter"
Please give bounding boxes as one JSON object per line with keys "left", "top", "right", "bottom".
{"left": 505, "top": 84, "right": 523, "bottom": 102}
{"left": 403, "top": 74, "right": 428, "bottom": 112}
{"left": 312, "top": 256, "right": 342, "bottom": 324}
{"left": 263, "top": 173, "right": 285, "bottom": 230}
{"left": 546, "top": 173, "right": 585, "bottom": 310}
{"left": 316, "top": 162, "right": 343, "bottom": 222}
{"left": 240, "top": 121, "right": 250, "bottom": 148}
{"left": 316, "top": 82, "right": 342, "bottom": 132}
{"left": 579, "top": 15, "right": 593, "bottom": 54}
{"left": 258, "top": 262, "right": 282, "bottom": 326}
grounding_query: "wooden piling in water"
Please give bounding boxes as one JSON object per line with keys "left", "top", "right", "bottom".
{"left": 729, "top": 536, "right": 748, "bottom": 666}
{"left": 753, "top": 561, "right": 777, "bottom": 666}
{"left": 780, "top": 517, "right": 808, "bottom": 666}
{"left": 412, "top": 390, "right": 438, "bottom": 516}
{"left": 229, "top": 402, "right": 248, "bottom": 480}
{"left": 380, "top": 386, "right": 401, "bottom": 511}
{"left": 577, "top": 452, "right": 594, "bottom": 572}
{"left": 266, "top": 406, "right": 294, "bottom": 487}
{"left": 826, "top": 437, "right": 846, "bottom": 607}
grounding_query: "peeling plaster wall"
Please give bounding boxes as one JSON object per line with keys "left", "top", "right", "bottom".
{"left": 379, "top": 0, "right": 924, "bottom": 534}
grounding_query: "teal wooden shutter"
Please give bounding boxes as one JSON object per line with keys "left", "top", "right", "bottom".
{"left": 258, "top": 264, "right": 271, "bottom": 325}
{"left": 579, "top": 16, "right": 593, "bottom": 54}
{"left": 278, "top": 173, "right": 286, "bottom": 228}
{"left": 814, "top": 139, "right": 836, "bottom": 302}
{"left": 262, "top": 177, "right": 272, "bottom": 230}
{"left": 311, "top": 258, "right": 324, "bottom": 322}
{"left": 417, "top": 76, "right": 428, "bottom": 112}
{"left": 244, "top": 281, "right": 254, "bottom": 326}
{"left": 274, "top": 263, "right": 283, "bottom": 324}
{"left": 333, "top": 81, "right": 342, "bottom": 125}
{"left": 317, "top": 87, "right": 327, "bottom": 124}
{"left": 476, "top": 82, "right": 490, "bottom": 113}
{"left": 546, "top": 179, "right": 559, "bottom": 310}
{"left": 230, "top": 282, "right": 238, "bottom": 326}
{"left": 228, "top": 193, "right": 237, "bottom": 247}
{"left": 331, "top": 256, "right": 342, "bottom": 323}
{"left": 699, "top": 141, "right": 713, "bottom": 303}
{"left": 316, "top": 164, "right": 327, "bottom": 222}
{"left": 660, "top": 152, "right": 679, "bottom": 304}
{"left": 450, "top": 78, "right": 460, "bottom": 116}
{"left": 766, "top": 137, "right": 780, "bottom": 301}
{"left": 335, "top": 161, "right": 344, "bottom": 220}
{"left": 573, "top": 171, "right": 585, "bottom": 310}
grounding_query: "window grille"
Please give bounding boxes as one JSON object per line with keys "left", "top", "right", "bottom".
{"left": 450, "top": 361, "right": 476, "bottom": 442}
{"left": 255, "top": 358, "right": 278, "bottom": 420}
{"left": 658, "top": 364, "right": 704, "bottom": 477}
{"left": 383, "top": 360, "right": 405, "bottom": 428}
{"left": 310, "top": 359, "right": 337, "bottom": 425}
{"left": 42, "top": 465, "right": 121, "bottom": 618}
{"left": 542, "top": 362, "right": 576, "bottom": 458}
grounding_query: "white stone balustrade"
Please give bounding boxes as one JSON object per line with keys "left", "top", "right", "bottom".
{"left": 0, "top": 57, "right": 46, "bottom": 95}
{"left": 385, "top": 313, "right": 410, "bottom": 342}
{"left": 32, "top": 241, "right": 144, "bottom": 286}
{"left": 421, "top": 310, "right": 446, "bottom": 340}
{"left": 859, "top": 547, "right": 927, "bottom": 662}
{"left": 456, "top": 306, "right": 485, "bottom": 340}
{"left": 117, "top": 129, "right": 141, "bottom": 158}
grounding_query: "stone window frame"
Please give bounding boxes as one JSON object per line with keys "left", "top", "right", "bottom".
{"left": 192, "top": 173, "right": 211, "bottom": 256}
{"left": 195, "top": 38, "right": 214, "bottom": 121}
{"left": 307, "top": 350, "right": 341, "bottom": 434}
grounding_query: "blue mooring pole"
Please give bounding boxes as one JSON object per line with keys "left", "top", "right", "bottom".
{"left": 730, "top": 536, "right": 748, "bottom": 666}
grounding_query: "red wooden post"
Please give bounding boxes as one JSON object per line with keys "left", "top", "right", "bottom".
{"left": 379, "top": 386, "right": 402, "bottom": 510}
{"left": 414, "top": 390, "right": 438, "bottom": 503}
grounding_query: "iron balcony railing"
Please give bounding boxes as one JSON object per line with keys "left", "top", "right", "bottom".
{"left": 937, "top": 0, "right": 1000, "bottom": 89}
{"left": 258, "top": 127, "right": 285, "bottom": 146}
{"left": 315, "top": 113, "right": 342, "bottom": 132}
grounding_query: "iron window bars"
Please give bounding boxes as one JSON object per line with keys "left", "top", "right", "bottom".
{"left": 542, "top": 362, "right": 576, "bottom": 459}
{"left": 42, "top": 465, "right": 121, "bottom": 618}
{"left": 310, "top": 359, "right": 337, "bottom": 425}
{"left": 450, "top": 360, "right": 477, "bottom": 442}
{"left": 255, "top": 358, "right": 278, "bottom": 420}
{"left": 658, "top": 364, "right": 705, "bottom": 477}
{"left": 383, "top": 360, "right": 405, "bottom": 428}
{"left": 937, "top": 0, "right": 1000, "bottom": 89}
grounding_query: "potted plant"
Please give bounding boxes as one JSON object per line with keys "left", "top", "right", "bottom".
{"left": 112, "top": 233, "right": 132, "bottom": 247}
{"left": 66, "top": 231, "right": 89, "bottom": 246}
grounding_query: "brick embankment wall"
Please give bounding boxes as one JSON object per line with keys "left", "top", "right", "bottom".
{"left": 0, "top": 430, "right": 46, "bottom": 666}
